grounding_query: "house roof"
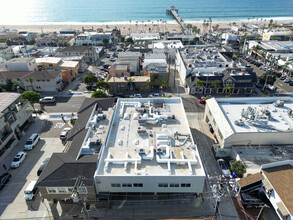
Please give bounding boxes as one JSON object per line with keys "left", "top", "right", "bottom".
{"left": 237, "top": 173, "right": 264, "bottom": 188}
{"left": 36, "top": 98, "right": 114, "bottom": 188}
{"left": 262, "top": 164, "right": 293, "bottom": 216}
{"left": 2, "top": 57, "right": 35, "bottom": 63}
{"left": 24, "top": 70, "right": 61, "bottom": 80}
{"left": 0, "top": 92, "right": 21, "bottom": 113}
{"left": 0, "top": 71, "right": 31, "bottom": 80}
{"left": 59, "top": 46, "right": 89, "bottom": 53}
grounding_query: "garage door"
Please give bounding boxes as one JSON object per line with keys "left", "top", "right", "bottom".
{"left": 43, "top": 87, "right": 56, "bottom": 91}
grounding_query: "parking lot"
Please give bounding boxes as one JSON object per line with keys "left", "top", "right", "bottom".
{"left": 0, "top": 118, "right": 69, "bottom": 219}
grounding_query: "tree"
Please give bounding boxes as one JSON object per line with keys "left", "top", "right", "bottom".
{"left": 159, "top": 80, "right": 168, "bottom": 92}
{"left": 120, "top": 36, "right": 125, "bottom": 42}
{"left": 91, "top": 90, "right": 108, "bottom": 98}
{"left": 21, "top": 91, "right": 40, "bottom": 110}
{"left": 186, "top": 23, "right": 193, "bottom": 34}
{"left": 196, "top": 80, "right": 205, "bottom": 86}
{"left": 259, "top": 73, "right": 276, "bottom": 86}
{"left": 210, "top": 80, "right": 221, "bottom": 88}
{"left": 83, "top": 75, "right": 98, "bottom": 85}
{"left": 102, "top": 38, "right": 109, "bottom": 46}
{"left": 209, "top": 17, "right": 212, "bottom": 32}
{"left": 6, "top": 39, "right": 12, "bottom": 46}
{"left": 126, "top": 37, "right": 134, "bottom": 45}
{"left": 26, "top": 77, "right": 35, "bottom": 90}
{"left": 96, "top": 81, "right": 111, "bottom": 92}
{"left": 230, "top": 160, "right": 246, "bottom": 178}
{"left": 29, "top": 38, "right": 36, "bottom": 45}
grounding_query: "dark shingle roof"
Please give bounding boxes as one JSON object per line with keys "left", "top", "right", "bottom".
{"left": 23, "top": 70, "right": 61, "bottom": 80}
{"left": 59, "top": 46, "right": 89, "bottom": 53}
{"left": 36, "top": 98, "right": 115, "bottom": 188}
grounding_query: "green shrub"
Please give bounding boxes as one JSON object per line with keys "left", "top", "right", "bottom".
{"left": 70, "top": 118, "right": 77, "bottom": 125}
{"left": 230, "top": 160, "right": 246, "bottom": 178}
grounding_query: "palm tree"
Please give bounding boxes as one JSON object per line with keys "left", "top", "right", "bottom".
{"left": 196, "top": 80, "right": 205, "bottom": 86}
{"left": 160, "top": 80, "right": 168, "bottom": 93}
{"left": 209, "top": 17, "right": 212, "bottom": 33}
{"left": 210, "top": 80, "right": 221, "bottom": 89}
{"left": 186, "top": 24, "right": 193, "bottom": 34}
{"left": 26, "top": 77, "right": 35, "bottom": 91}
{"left": 224, "top": 84, "right": 232, "bottom": 97}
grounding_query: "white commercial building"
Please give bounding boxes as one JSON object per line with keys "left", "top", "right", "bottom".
{"left": 94, "top": 98, "right": 206, "bottom": 197}
{"left": 204, "top": 97, "right": 293, "bottom": 157}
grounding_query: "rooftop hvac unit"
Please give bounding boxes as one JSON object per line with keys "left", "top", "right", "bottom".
{"left": 273, "top": 100, "right": 284, "bottom": 107}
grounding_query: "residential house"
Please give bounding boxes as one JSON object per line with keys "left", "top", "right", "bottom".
{"left": 108, "top": 76, "right": 150, "bottom": 94}
{"left": 0, "top": 93, "right": 33, "bottom": 162}
{"left": 0, "top": 43, "right": 14, "bottom": 61}
{"left": 58, "top": 46, "right": 97, "bottom": 63}
{"left": 36, "top": 57, "right": 62, "bottom": 69}
{"left": 35, "top": 34, "right": 74, "bottom": 47}
{"left": 75, "top": 32, "right": 112, "bottom": 46}
{"left": 143, "top": 53, "right": 169, "bottom": 87}
{"left": 129, "top": 32, "right": 160, "bottom": 41}
{"left": 262, "top": 28, "right": 293, "bottom": 41}
{"left": 36, "top": 98, "right": 115, "bottom": 205}
{"left": 0, "top": 57, "right": 37, "bottom": 72}
{"left": 166, "top": 33, "right": 199, "bottom": 44}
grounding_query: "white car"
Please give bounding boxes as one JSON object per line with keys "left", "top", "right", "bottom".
{"left": 24, "top": 133, "right": 40, "bottom": 150}
{"left": 60, "top": 127, "right": 71, "bottom": 140}
{"left": 109, "top": 57, "right": 116, "bottom": 62}
{"left": 149, "top": 93, "right": 162, "bottom": 98}
{"left": 130, "top": 94, "right": 142, "bottom": 98}
{"left": 217, "top": 159, "right": 231, "bottom": 178}
{"left": 39, "top": 96, "right": 55, "bottom": 104}
{"left": 284, "top": 78, "right": 291, "bottom": 83}
{"left": 11, "top": 151, "right": 27, "bottom": 168}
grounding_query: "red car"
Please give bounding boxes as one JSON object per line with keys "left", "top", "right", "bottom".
{"left": 199, "top": 98, "right": 206, "bottom": 104}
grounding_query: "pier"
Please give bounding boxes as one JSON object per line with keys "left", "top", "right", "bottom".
{"left": 166, "top": 6, "right": 187, "bottom": 33}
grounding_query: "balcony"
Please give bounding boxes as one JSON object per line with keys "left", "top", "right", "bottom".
{"left": 0, "top": 130, "right": 13, "bottom": 143}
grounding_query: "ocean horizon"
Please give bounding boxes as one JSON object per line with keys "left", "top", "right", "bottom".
{"left": 1, "top": 0, "right": 293, "bottom": 25}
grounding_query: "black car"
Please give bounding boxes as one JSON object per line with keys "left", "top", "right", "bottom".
{"left": 0, "top": 173, "right": 11, "bottom": 190}
{"left": 37, "top": 158, "right": 50, "bottom": 176}
{"left": 289, "top": 81, "right": 293, "bottom": 86}
{"left": 86, "top": 85, "right": 97, "bottom": 90}
{"left": 103, "top": 64, "right": 111, "bottom": 69}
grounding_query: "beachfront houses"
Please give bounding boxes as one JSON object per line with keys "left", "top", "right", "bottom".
{"left": 204, "top": 97, "right": 293, "bottom": 157}
{"left": 75, "top": 32, "right": 113, "bottom": 46}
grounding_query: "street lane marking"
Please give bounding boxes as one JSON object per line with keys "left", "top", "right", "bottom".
{"left": 275, "top": 84, "right": 288, "bottom": 93}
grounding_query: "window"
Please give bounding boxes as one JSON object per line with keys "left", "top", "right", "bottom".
{"left": 111, "top": 183, "right": 121, "bottom": 187}
{"left": 133, "top": 183, "right": 143, "bottom": 187}
{"left": 122, "top": 183, "right": 132, "bottom": 187}
{"left": 57, "top": 187, "right": 67, "bottom": 193}
{"left": 49, "top": 64, "right": 53, "bottom": 67}
{"left": 158, "top": 183, "right": 168, "bottom": 187}
{"left": 78, "top": 187, "right": 87, "bottom": 194}
{"left": 47, "top": 187, "right": 57, "bottom": 194}
{"left": 170, "top": 184, "right": 179, "bottom": 187}
{"left": 181, "top": 183, "right": 191, "bottom": 187}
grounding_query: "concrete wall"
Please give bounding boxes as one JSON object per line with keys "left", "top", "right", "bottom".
{"left": 0, "top": 61, "right": 37, "bottom": 72}
{"left": 175, "top": 50, "right": 187, "bottom": 85}
{"left": 95, "top": 175, "right": 205, "bottom": 194}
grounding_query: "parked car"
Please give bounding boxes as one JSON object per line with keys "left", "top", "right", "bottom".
{"left": 24, "top": 133, "right": 40, "bottom": 150}
{"left": 103, "top": 64, "right": 111, "bottom": 69}
{"left": 100, "top": 68, "right": 109, "bottom": 72}
{"left": 289, "top": 81, "right": 293, "bottom": 86}
{"left": 149, "top": 93, "right": 163, "bottom": 98}
{"left": 39, "top": 96, "right": 55, "bottom": 104}
{"left": 11, "top": 151, "right": 27, "bottom": 169}
{"left": 217, "top": 159, "right": 231, "bottom": 178}
{"left": 280, "top": 75, "right": 286, "bottom": 80}
{"left": 24, "top": 180, "right": 37, "bottom": 200}
{"left": 0, "top": 173, "right": 12, "bottom": 190}
{"left": 130, "top": 94, "right": 142, "bottom": 98}
{"left": 109, "top": 57, "right": 116, "bottom": 62}
{"left": 106, "top": 54, "right": 110, "bottom": 58}
{"left": 98, "top": 71, "right": 107, "bottom": 76}
{"left": 37, "top": 158, "right": 50, "bottom": 176}
{"left": 86, "top": 85, "right": 97, "bottom": 90}
{"left": 60, "top": 127, "right": 71, "bottom": 140}
{"left": 284, "top": 78, "right": 291, "bottom": 83}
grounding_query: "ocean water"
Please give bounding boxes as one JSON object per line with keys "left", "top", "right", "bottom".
{"left": 0, "top": 0, "right": 293, "bottom": 24}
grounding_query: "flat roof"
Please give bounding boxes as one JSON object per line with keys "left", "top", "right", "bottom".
{"left": 260, "top": 41, "right": 293, "bottom": 51}
{"left": 0, "top": 92, "right": 21, "bottom": 113}
{"left": 58, "top": 60, "right": 79, "bottom": 68}
{"left": 36, "top": 57, "right": 62, "bottom": 64}
{"left": 96, "top": 98, "right": 205, "bottom": 177}
{"left": 3, "top": 57, "right": 35, "bottom": 63}
{"left": 262, "top": 163, "right": 293, "bottom": 216}
{"left": 237, "top": 173, "right": 263, "bottom": 188}
{"left": 152, "top": 40, "right": 183, "bottom": 49}
{"left": 218, "top": 97, "right": 293, "bottom": 133}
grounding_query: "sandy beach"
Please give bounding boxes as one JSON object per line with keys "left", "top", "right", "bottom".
{"left": 3, "top": 20, "right": 293, "bottom": 35}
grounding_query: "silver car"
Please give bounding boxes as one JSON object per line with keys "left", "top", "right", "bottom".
{"left": 11, "top": 151, "right": 27, "bottom": 168}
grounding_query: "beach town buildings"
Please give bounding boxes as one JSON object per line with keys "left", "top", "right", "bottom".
{"left": 36, "top": 97, "right": 206, "bottom": 203}
{"left": 0, "top": 93, "right": 33, "bottom": 162}
{"left": 166, "top": 33, "right": 200, "bottom": 45}
{"left": 57, "top": 46, "right": 98, "bottom": 63}
{"left": 204, "top": 97, "right": 293, "bottom": 157}
{"left": 0, "top": 43, "right": 14, "bottom": 61}
{"left": 75, "top": 32, "right": 113, "bottom": 46}
{"left": 35, "top": 33, "right": 75, "bottom": 47}
{"left": 237, "top": 161, "right": 293, "bottom": 220}
{"left": 262, "top": 27, "right": 293, "bottom": 41}
{"left": 176, "top": 45, "right": 255, "bottom": 95}
{"left": 129, "top": 32, "right": 160, "bottom": 41}
{"left": 0, "top": 57, "right": 38, "bottom": 72}
{"left": 0, "top": 70, "right": 64, "bottom": 92}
